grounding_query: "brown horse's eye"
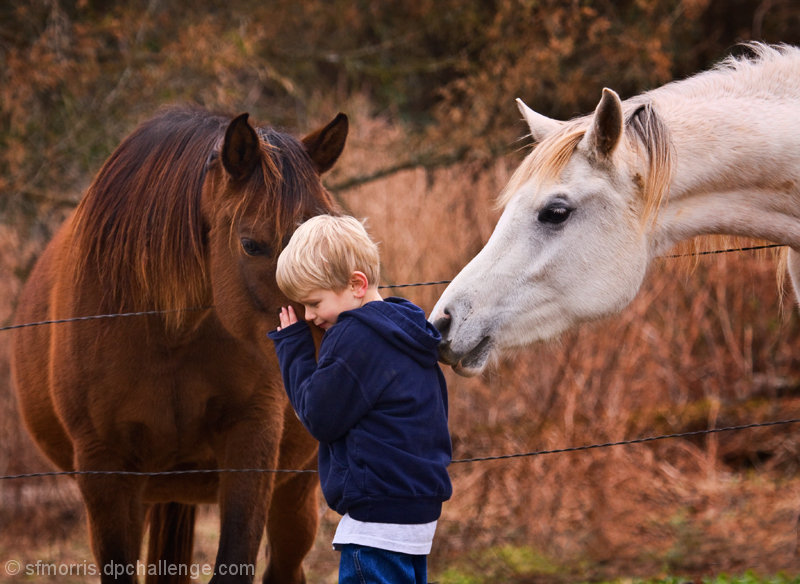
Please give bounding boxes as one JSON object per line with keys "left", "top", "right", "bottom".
{"left": 241, "top": 237, "right": 270, "bottom": 257}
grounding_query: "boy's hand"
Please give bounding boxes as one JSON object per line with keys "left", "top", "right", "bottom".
{"left": 277, "top": 305, "right": 298, "bottom": 331}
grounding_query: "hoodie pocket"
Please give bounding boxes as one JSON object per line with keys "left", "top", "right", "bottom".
{"left": 320, "top": 442, "right": 350, "bottom": 512}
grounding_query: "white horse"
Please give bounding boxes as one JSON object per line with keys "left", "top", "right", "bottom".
{"left": 431, "top": 43, "right": 800, "bottom": 377}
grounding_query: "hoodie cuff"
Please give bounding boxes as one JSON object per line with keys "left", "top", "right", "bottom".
{"left": 267, "top": 319, "right": 311, "bottom": 341}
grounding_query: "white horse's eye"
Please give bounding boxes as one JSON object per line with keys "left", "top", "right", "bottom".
{"left": 538, "top": 203, "right": 573, "bottom": 225}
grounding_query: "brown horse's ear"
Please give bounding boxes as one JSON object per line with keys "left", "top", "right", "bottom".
{"left": 222, "top": 113, "right": 260, "bottom": 180}
{"left": 302, "top": 113, "right": 348, "bottom": 174}
{"left": 584, "top": 88, "right": 623, "bottom": 160}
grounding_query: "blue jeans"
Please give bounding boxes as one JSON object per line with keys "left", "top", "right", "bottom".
{"left": 338, "top": 544, "right": 427, "bottom": 584}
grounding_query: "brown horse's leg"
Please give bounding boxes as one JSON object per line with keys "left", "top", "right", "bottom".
{"left": 212, "top": 472, "right": 272, "bottom": 584}
{"left": 263, "top": 470, "right": 319, "bottom": 584}
{"left": 76, "top": 472, "right": 147, "bottom": 584}
{"left": 210, "top": 420, "right": 279, "bottom": 584}
{"left": 262, "top": 407, "right": 318, "bottom": 584}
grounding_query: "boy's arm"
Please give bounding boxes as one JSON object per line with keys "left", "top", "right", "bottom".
{"left": 269, "top": 322, "right": 373, "bottom": 442}
{"left": 268, "top": 321, "right": 320, "bottom": 414}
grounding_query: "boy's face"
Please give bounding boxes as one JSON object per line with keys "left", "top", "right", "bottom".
{"left": 299, "top": 288, "right": 362, "bottom": 330}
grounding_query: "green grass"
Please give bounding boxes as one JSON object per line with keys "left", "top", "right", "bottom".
{"left": 434, "top": 544, "right": 562, "bottom": 584}
{"left": 629, "top": 575, "right": 800, "bottom": 584}
{"left": 435, "top": 573, "right": 800, "bottom": 584}
{"left": 433, "top": 545, "right": 798, "bottom": 584}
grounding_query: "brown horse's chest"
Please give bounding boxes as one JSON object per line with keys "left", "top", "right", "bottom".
{"left": 51, "top": 318, "right": 280, "bottom": 470}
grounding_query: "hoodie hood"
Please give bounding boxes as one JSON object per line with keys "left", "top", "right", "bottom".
{"left": 338, "top": 297, "right": 441, "bottom": 367}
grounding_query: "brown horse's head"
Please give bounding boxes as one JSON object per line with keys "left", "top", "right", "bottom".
{"left": 72, "top": 106, "right": 347, "bottom": 338}
{"left": 202, "top": 111, "right": 348, "bottom": 340}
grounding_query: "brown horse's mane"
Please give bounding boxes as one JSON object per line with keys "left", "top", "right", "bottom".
{"left": 72, "top": 105, "right": 333, "bottom": 329}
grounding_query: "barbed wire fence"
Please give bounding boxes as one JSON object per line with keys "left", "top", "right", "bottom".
{"left": 0, "top": 242, "right": 796, "bottom": 480}
{"left": 1, "top": 418, "right": 798, "bottom": 481}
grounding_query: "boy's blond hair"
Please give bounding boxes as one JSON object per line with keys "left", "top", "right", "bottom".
{"left": 276, "top": 215, "right": 380, "bottom": 301}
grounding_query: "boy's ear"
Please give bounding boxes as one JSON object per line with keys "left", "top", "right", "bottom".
{"left": 350, "top": 271, "right": 369, "bottom": 298}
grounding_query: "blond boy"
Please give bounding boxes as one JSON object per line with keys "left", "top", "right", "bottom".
{"left": 268, "top": 215, "right": 452, "bottom": 584}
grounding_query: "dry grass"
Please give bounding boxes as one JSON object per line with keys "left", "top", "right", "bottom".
{"left": 2, "top": 103, "right": 800, "bottom": 581}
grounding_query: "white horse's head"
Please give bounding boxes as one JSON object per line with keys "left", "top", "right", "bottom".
{"left": 432, "top": 89, "right": 672, "bottom": 376}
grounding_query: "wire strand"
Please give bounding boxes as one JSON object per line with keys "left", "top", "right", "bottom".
{"left": 1, "top": 243, "right": 785, "bottom": 332}
{"left": 379, "top": 279, "right": 453, "bottom": 289}
{"left": 450, "top": 418, "right": 800, "bottom": 464}
{"left": 0, "top": 307, "right": 212, "bottom": 333}
{"left": 660, "top": 242, "right": 784, "bottom": 259}
{"left": 2, "top": 418, "right": 797, "bottom": 481}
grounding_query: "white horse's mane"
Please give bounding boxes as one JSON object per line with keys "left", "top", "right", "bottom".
{"left": 653, "top": 42, "right": 800, "bottom": 101}
{"left": 501, "top": 43, "right": 800, "bottom": 219}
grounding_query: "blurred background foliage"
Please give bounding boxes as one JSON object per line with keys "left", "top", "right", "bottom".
{"left": 2, "top": 0, "right": 799, "bottom": 217}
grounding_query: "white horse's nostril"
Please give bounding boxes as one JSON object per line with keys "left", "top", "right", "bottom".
{"left": 432, "top": 313, "right": 452, "bottom": 337}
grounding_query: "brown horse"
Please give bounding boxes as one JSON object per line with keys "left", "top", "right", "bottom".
{"left": 10, "top": 105, "right": 348, "bottom": 583}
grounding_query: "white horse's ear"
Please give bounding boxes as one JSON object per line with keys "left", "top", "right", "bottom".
{"left": 516, "top": 98, "right": 562, "bottom": 142}
{"left": 584, "top": 88, "right": 623, "bottom": 160}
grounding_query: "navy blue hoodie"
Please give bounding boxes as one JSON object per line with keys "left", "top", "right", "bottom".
{"left": 268, "top": 297, "right": 452, "bottom": 524}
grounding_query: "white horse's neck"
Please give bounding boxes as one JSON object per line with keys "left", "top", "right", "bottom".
{"left": 648, "top": 50, "right": 800, "bottom": 254}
